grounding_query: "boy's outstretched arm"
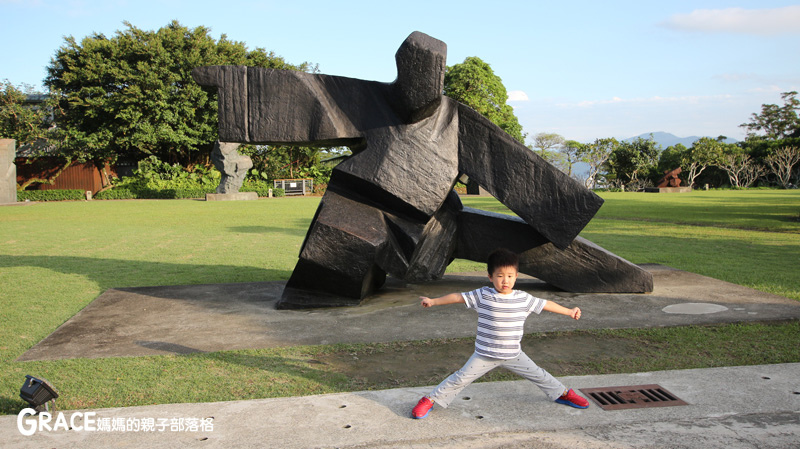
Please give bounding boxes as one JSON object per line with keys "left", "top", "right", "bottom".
{"left": 420, "top": 293, "right": 465, "bottom": 308}
{"left": 543, "top": 300, "right": 582, "bottom": 320}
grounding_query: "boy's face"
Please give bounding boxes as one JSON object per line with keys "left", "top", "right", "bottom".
{"left": 489, "top": 265, "right": 518, "bottom": 294}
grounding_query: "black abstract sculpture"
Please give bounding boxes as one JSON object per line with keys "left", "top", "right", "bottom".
{"left": 193, "top": 31, "right": 653, "bottom": 309}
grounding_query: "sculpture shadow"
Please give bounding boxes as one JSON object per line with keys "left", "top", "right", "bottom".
{"left": 135, "top": 341, "right": 206, "bottom": 355}
{"left": 228, "top": 224, "right": 310, "bottom": 237}
{"left": 1, "top": 254, "right": 289, "bottom": 293}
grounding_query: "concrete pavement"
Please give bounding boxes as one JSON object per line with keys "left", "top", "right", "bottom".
{"left": 3, "top": 363, "right": 799, "bottom": 448}
{"left": 18, "top": 264, "right": 800, "bottom": 361}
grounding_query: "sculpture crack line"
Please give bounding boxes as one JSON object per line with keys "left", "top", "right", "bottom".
{"left": 193, "top": 31, "right": 653, "bottom": 309}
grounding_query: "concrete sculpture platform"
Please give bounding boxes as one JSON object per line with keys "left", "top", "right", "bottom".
{"left": 18, "top": 264, "right": 800, "bottom": 361}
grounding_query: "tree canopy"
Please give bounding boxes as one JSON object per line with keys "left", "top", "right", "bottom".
{"left": 604, "top": 137, "right": 660, "bottom": 189}
{"left": 582, "top": 138, "right": 618, "bottom": 189}
{"left": 443, "top": 56, "right": 525, "bottom": 143}
{"left": 45, "top": 21, "right": 312, "bottom": 167}
{"left": 740, "top": 91, "right": 800, "bottom": 140}
{"left": 560, "top": 139, "right": 586, "bottom": 177}
{"left": 0, "top": 81, "right": 55, "bottom": 146}
{"left": 532, "top": 132, "right": 565, "bottom": 162}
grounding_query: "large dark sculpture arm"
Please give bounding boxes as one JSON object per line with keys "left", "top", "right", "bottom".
{"left": 191, "top": 31, "right": 447, "bottom": 149}
{"left": 456, "top": 102, "right": 603, "bottom": 249}
{"left": 193, "top": 65, "right": 367, "bottom": 147}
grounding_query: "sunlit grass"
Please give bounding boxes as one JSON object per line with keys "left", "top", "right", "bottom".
{"left": 1, "top": 190, "right": 798, "bottom": 414}
{"left": 592, "top": 190, "right": 800, "bottom": 233}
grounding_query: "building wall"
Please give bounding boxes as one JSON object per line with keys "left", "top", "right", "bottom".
{"left": 16, "top": 158, "right": 116, "bottom": 194}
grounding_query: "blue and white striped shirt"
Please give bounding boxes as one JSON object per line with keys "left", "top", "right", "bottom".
{"left": 462, "top": 286, "right": 547, "bottom": 359}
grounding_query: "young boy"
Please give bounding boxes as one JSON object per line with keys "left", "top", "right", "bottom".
{"left": 412, "top": 248, "right": 589, "bottom": 419}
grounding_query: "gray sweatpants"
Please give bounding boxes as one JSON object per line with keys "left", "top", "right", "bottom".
{"left": 428, "top": 351, "right": 567, "bottom": 408}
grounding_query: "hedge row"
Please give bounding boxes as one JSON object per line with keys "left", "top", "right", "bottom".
{"left": 16, "top": 187, "right": 285, "bottom": 201}
{"left": 94, "top": 187, "right": 215, "bottom": 200}
{"left": 17, "top": 190, "right": 86, "bottom": 202}
{"left": 93, "top": 187, "right": 285, "bottom": 200}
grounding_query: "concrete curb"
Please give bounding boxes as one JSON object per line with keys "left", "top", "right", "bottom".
{"left": 3, "top": 363, "right": 799, "bottom": 448}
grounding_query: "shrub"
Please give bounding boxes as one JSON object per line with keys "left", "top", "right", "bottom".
{"left": 172, "top": 188, "right": 216, "bottom": 199}
{"left": 241, "top": 179, "right": 272, "bottom": 197}
{"left": 312, "top": 183, "right": 327, "bottom": 195}
{"left": 241, "top": 180, "right": 287, "bottom": 197}
{"left": 17, "top": 189, "right": 85, "bottom": 201}
{"left": 95, "top": 156, "right": 292, "bottom": 200}
{"left": 592, "top": 187, "right": 623, "bottom": 193}
{"left": 95, "top": 184, "right": 286, "bottom": 200}
{"left": 94, "top": 188, "right": 137, "bottom": 200}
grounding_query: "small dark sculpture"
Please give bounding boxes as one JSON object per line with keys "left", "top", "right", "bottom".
{"left": 193, "top": 32, "right": 653, "bottom": 309}
{"left": 657, "top": 167, "right": 683, "bottom": 188}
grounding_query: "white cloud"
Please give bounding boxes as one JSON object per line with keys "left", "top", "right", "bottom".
{"left": 507, "top": 90, "right": 529, "bottom": 102}
{"left": 661, "top": 6, "right": 800, "bottom": 35}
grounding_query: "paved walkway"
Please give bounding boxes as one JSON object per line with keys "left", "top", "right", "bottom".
{"left": 4, "top": 363, "right": 799, "bottom": 448}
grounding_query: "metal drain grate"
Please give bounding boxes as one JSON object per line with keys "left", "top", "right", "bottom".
{"left": 579, "top": 384, "right": 688, "bottom": 411}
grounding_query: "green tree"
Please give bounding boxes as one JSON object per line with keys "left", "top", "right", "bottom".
{"left": 242, "top": 144, "right": 325, "bottom": 181}
{"left": 45, "top": 21, "right": 311, "bottom": 177}
{"left": 0, "top": 80, "right": 75, "bottom": 190}
{"left": 658, "top": 143, "right": 686, "bottom": 173}
{"left": 763, "top": 146, "right": 799, "bottom": 188}
{"left": 444, "top": 56, "right": 525, "bottom": 143}
{"left": 0, "top": 81, "right": 55, "bottom": 146}
{"left": 560, "top": 139, "right": 587, "bottom": 177}
{"left": 715, "top": 146, "right": 764, "bottom": 188}
{"left": 604, "top": 137, "right": 660, "bottom": 190}
{"left": 683, "top": 137, "right": 727, "bottom": 188}
{"left": 583, "top": 137, "right": 618, "bottom": 189}
{"left": 740, "top": 91, "right": 800, "bottom": 140}
{"left": 532, "top": 132, "right": 565, "bottom": 164}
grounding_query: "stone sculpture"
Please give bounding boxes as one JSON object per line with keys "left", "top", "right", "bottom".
{"left": 210, "top": 140, "right": 252, "bottom": 194}
{"left": 0, "top": 139, "right": 17, "bottom": 204}
{"left": 193, "top": 31, "right": 653, "bottom": 309}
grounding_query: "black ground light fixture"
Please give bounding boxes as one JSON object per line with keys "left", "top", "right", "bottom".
{"left": 20, "top": 375, "right": 59, "bottom": 413}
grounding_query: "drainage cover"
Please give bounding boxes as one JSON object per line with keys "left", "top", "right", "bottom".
{"left": 579, "top": 384, "right": 688, "bottom": 411}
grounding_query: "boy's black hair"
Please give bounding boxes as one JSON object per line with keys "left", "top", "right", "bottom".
{"left": 487, "top": 248, "right": 519, "bottom": 274}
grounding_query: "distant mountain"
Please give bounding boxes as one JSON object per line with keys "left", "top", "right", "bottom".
{"left": 625, "top": 132, "right": 738, "bottom": 148}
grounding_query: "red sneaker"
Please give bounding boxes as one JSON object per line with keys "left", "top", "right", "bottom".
{"left": 412, "top": 396, "right": 434, "bottom": 419}
{"left": 555, "top": 388, "right": 589, "bottom": 409}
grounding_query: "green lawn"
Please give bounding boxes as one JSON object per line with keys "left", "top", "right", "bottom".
{"left": 1, "top": 190, "right": 798, "bottom": 414}
{"left": 585, "top": 190, "right": 800, "bottom": 301}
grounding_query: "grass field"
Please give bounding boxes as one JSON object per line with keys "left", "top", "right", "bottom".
{"left": 1, "top": 190, "right": 798, "bottom": 414}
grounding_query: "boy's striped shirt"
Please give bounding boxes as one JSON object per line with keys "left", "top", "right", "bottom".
{"left": 461, "top": 286, "right": 546, "bottom": 359}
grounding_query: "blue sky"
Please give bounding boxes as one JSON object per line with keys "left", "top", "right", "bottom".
{"left": 2, "top": 0, "right": 799, "bottom": 143}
